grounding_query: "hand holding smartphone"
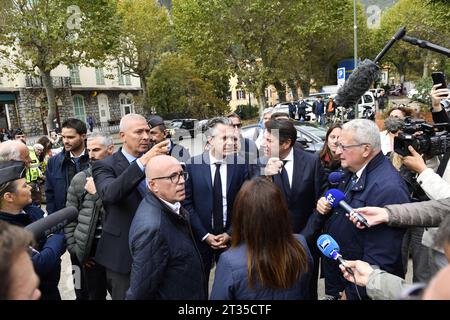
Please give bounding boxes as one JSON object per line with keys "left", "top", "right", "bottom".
{"left": 432, "top": 72, "right": 447, "bottom": 90}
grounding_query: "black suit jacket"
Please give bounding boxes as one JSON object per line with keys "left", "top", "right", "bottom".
{"left": 92, "top": 148, "right": 145, "bottom": 274}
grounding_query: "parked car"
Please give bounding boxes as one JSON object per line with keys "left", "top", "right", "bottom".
{"left": 169, "top": 118, "right": 198, "bottom": 140}
{"left": 241, "top": 123, "right": 324, "bottom": 153}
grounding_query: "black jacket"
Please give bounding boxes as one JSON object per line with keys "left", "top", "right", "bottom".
{"left": 126, "top": 192, "right": 207, "bottom": 300}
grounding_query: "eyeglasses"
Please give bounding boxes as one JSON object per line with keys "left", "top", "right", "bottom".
{"left": 335, "top": 142, "right": 369, "bottom": 151}
{"left": 151, "top": 171, "right": 189, "bottom": 184}
{"left": 232, "top": 123, "right": 242, "bottom": 129}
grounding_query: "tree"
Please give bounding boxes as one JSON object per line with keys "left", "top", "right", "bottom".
{"left": 116, "top": 0, "right": 173, "bottom": 111}
{"left": 0, "top": 0, "right": 120, "bottom": 132}
{"left": 147, "top": 53, "right": 229, "bottom": 119}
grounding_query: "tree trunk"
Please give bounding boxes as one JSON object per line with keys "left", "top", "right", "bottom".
{"left": 41, "top": 70, "right": 57, "bottom": 134}
{"left": 255, "top": 84, "right": 267, "bottom": 115}
{"left": 140, "top": 75, "right": 150, "bottom": 112}
{"left": 273, "top": 80, "right": 286, "bottom": 102}
{"left": 287, "top": 79, "right": 299, "bottom": 101}
{"left": 422, "top": 51, "right": 432, "bottom": 78}
{"left": 299, "top": 80, "right": 310, "bottom": 97}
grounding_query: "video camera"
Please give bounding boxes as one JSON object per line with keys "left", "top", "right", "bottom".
{"left": 394, "top": 117, "right": 450, "bottom": 157}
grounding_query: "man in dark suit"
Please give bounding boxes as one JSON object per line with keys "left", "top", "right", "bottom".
{"left": 227, "top": 113, "right": 258, "bottom": 166}
{"left": 183, "top": 117, "right": 250, "bottom": 281}
{"left": 147, "top": 114, "right": 191, "bottom": 163}
{"left": 260, "top": 119, "right": 325, "bottom": 299}
{"left": 92, "top": 114, "right": 168, "bottom": 300}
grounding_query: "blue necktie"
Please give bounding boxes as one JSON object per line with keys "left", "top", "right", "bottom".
{"left": 344, "top": 173, "right": 358, "bottom": 194}
{"left": 73, "top": 157, "right": 81, "bottom": 173}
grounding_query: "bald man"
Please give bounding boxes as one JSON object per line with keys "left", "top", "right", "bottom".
{"left": 126, "top": 155, "right": 206, "bottom": 300}
{"left": 92, "top": 114, "right": 169, "bottom": 300}
{"left": 423, "top": 265, "right": 450, "bottom": 300}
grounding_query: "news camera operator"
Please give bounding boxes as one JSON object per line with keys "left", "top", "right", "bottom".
{"left": 395, "top": 84, "right": 450, "bottom": 279}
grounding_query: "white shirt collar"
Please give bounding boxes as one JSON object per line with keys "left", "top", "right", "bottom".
{"left": 355, "top": 163, "right": 368, "bottom": 180}
{"left": 281, "top": 147, "right": 294, "bottom": 162}
{"left": 70, "top": 149, "right": 86, "bottom": 158}
{"left": 209, "top": 151, "right": 225, "bottom": 165}
{"left": 160, "top": 198, "right": 181, "bottom": 215}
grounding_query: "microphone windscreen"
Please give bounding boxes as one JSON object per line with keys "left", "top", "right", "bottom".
{"left": 328, "top": 171, "right": 343, "bottom": 185}
{"left": 25, "top": 207, "right": 78, "bottom": 240}
{"left": 325, "top": 189, "right": 346, "bottom": 209}
{"left": 335, "top": 59, "right": 380, "bottom": 108}
{"left": 317, "top": 234, "right": 340, "bottom": 258}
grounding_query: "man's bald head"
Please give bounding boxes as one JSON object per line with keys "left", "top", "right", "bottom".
{"left": 0, "top": 141, "right": 31, "bottom": 168}
{"left": 146, "top": 155, "right": 186, "bottom": 204}
{"left": 119, "top": 114, "right": 147, "bottom": 133}
{"left": 423, "top": 265, "right": 450, "bottom": 300}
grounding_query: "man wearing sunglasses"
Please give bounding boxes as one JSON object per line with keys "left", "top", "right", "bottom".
{"left": 227, "top": 113, "right": 258, "bottom": 166}
{"left": 308, "top": 119, "right": 410, "bottom": 300}
{"left": 126, "top": 155, "right": 206, "bottom": 300}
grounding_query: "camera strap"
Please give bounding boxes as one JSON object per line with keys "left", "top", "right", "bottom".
{"left": 437, "top": 152, "right": 450, "bottom": 177}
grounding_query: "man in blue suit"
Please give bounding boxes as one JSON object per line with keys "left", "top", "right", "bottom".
{"left": 311, "top": 119, "right": 410, "bottom": 300}
{"left": 183, "top": 117, "right": 250, "bottom": 280}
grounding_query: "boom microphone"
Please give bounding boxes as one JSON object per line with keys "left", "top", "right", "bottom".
{"left": 335, "top": 27, "right": 406, "bottom": 108}
{"left": 317, "top": 234, "right": 353, "bottom": 275}
{"left": 328, "top": 171, "right": 344, "bottom": 185}
{"left": 325, "top": 189, "right": 370, "bottom": 228}
{"left": 25, "top": 207, "right": 78, "bottom": 240}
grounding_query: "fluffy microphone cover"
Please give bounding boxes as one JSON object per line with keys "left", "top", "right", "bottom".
{"left": 335, "top": 59, "right": 380, "bottom": 108}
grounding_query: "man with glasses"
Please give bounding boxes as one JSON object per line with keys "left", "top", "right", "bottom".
{"left": 310, "top": 119, "right": 410, "bottom": 300}
{"left": 127, "top": 155, "right": 206, "bottom": 300}
{"left": 183, "top": 117, "right": 250, "bottom": 283}
{"left": 227, "top": 113, "right": 258, "bottom": 166}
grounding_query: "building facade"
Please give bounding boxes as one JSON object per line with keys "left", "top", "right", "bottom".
{"left": 0, "top": 61, "right": 144, "bottom": 136}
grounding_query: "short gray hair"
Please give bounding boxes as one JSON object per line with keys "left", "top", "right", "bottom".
{"left": 87, "top": 132, "right": 114, "bottom": 147}
{"left": 205, "top": 117, "right": 232, "bottom": 138}
{"left": 119, "top": 114, "right": 147, "bottom": 132}
{"left": 343, "top": 119, "right": 381, "bottom": 151}
{"left": 0, "top": 141, "right": 24, "bottom": 161}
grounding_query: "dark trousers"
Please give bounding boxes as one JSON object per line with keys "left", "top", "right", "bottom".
{"left": 70, "top": 253, "right": 89, "bottom": 300}
{"left": 85, "top": 262, "right": 109, "bottom": 300}
{"left": 105, "top": 268, "right": 130, "bottom": 300}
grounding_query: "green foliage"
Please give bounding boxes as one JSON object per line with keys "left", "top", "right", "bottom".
{"left": 413, "top": 77, "right": 433, "bottom": 105}
{"left": 235, "top": 104, "right": 259, "bottom": 120}
{"left": 147, "top": 53, "right": 229, "bottom": 119}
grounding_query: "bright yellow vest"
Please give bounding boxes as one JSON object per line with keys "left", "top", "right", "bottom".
{"left": 26, "top": 147, "right": 41, "bottom": 183}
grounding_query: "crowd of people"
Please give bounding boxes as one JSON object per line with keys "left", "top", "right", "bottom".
{"left": 0, "top": 84, "right": 450, "bottom": 301}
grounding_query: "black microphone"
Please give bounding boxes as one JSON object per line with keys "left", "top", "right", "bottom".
{"left": 25, "top": 207, "right": 78, "bottom": 240}
{"left": 325, "top": 189, "right": 370, "bottom": 228}
{"left": 335, "top": 27, "right": 406, "bottom": 108}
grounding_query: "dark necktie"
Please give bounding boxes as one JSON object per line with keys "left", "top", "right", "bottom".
{"left": 212, "top": 163, "right": 224, "bottom": 235}
{"left": 274, "top": 160, "right": 291, "bottom": 200}
{"left": 73, "top": 157, "right": 81, "bottom": 173}
{"left": 344, "top": 173, "right": 358, "bottom": 194}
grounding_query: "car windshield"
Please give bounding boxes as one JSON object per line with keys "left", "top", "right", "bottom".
{"left": 295, "top": 125, "right": 327, "bottom": 140}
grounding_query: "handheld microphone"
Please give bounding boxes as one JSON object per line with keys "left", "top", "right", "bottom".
{"left": 25, "top": 207, "right": 78, "bottom": 240}
{"left": 325, "top": 189, "right": 370, "bottom": 228}
{"left": 317, "top": 234, "right": 353, "bottom": 276}
{"left": 328, "top": 171, "right": 344, "bottom": 185}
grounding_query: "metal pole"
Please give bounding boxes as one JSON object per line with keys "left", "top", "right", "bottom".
{"left": 353, "top": 0, "right": 359, "bottom": 118}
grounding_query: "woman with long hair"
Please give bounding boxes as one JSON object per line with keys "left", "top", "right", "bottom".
{"left": 210, "top": 177, "right": 312, "bottom": 300}
{"left": 319, "top": 124, "right": 342, "bottom": 178}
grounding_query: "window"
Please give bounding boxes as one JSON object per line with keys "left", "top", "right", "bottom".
{"left": 118, "top": 64, "right": 131, "bottom": 86}
{"left": 119, "top": 94, "right": 134, "bottom": 116}
{"left": 72, "top": 95, "right": 86, "bottom": 122}
{"left": 70, "top": 66, "right": 81, "bottom": 85}
{"left": 95, "top": 67, "right": 105, "bottom": 85}
{"left": 117, "top": 67, "right": 124, "bottom": 86}
{"left": 236, "top": 90, "right": 246, "bottom": 100}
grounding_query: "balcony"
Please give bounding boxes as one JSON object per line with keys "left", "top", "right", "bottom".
{"left": 25, "top": 76, "right": 72, "bottom": 88}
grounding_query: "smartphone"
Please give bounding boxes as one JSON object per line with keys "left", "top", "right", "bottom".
{"left": 432, "top": 72, "right": 447, "bottom": 90}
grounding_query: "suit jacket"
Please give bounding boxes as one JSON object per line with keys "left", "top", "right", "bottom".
{"left": 92, "top": 148, "right": 145, "bottom": 274}
{"left": 256, "top": 146, "right": 326, "bottom": 234}
{"left": 183, "top": 152, "right": 250, "bottom": 243}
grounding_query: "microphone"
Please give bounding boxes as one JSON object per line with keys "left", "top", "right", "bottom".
{"left": 335, "top": 27, "right": 406, "bottom": 108}
{"left": 328, "top": 171, "right": 344, "bottom": 185}
{"left": 317, "top": 234, "right": 353, "bottom": 275}
{"left": 325, "top": 189, "right": 370, "bottom": 228}
{"left": 25, "top": 207, "right": 78, "bottom": 240}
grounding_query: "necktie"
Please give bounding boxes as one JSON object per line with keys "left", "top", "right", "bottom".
{"left": 274, "top": 160, "right": 291, "bottom": 201}
{"left": 344, "top": 173, "right": 358, "bottom": 194}
{"left": 212, "top": 163, "right": 224, "bottom": 235}
{"left": 73, "top": 157, "right": 81, "bottom": 173}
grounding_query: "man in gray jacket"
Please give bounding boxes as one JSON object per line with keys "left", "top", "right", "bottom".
{"left": 64, "top": 132, "right": 114, "bottom": 300}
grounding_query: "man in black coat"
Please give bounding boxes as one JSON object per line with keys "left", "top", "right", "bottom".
{"left": 92, "top": 114, "right": 168, "bottom": 300}
{"left": 127, "top": 155, "right": 207, "bottom": 300}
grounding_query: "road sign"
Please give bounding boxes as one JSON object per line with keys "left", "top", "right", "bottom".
{"left": 337, "top": 67, "right": 345, "bottom": 87}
